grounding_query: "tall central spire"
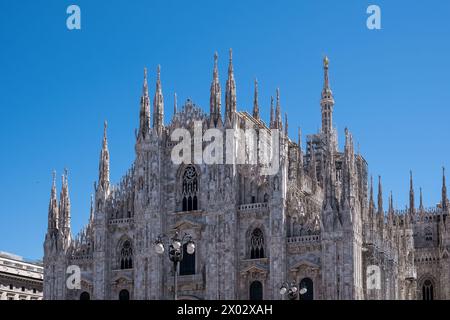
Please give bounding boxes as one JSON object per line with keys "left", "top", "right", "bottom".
{"left": 153, "top": 65, "right": 164, "bottom": 135}
{"left": 225, "top": 49, "right": 236, "bottom": 125}
{"left": 210, "top": 52, "right": 222, "bottom": 126}
{"left": 138, "top": 67, "right": 151, "bottom": 140}
{"left": 320, "top": 56, "right": 335, "bottom": 143}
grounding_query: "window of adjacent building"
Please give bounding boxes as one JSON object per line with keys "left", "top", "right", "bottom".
{"left": 9, "top": 284, "right": 13, "bottom": 290}
{"left": 182, "top": 165, "right": 199, "bottom": 212}
{"left": 120, "top": 240, "right": 133, "bottom": 270}
{"left": 33, "top": 288, "right": 36, "bottom": 294}
{"left": 250, "top": 228, "right": 265, "bottom": 259}
{"left": 179, "top": 243, "right": 195, "bottom": 276}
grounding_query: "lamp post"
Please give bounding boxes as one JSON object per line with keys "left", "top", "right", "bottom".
{"left": 279, "top": 281, "right": 307, "bottom": 300}
{"left": 154, "top": 231, "right": 195, "bottom": 300}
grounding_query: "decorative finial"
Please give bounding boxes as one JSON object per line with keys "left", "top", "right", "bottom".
{"left": 229, "top": 48, "right": 233, "bottom": 62}
{"left": 52, "top": 170, "right": 56, "bottom": 185}
{"left": 324, "top": 56, "right": 329, "bottom": 68}
{"left": 214, "top": 51, "right": 218, "bottom": 64}
{"left": 144, "top": 67, "right": 147, "bottom": 80}
{"left": 157, "top": 65, "right": 161, "bottom": 80}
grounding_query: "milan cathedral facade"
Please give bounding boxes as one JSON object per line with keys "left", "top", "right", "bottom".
{"left": 43, "top": 51, "right": 450, "bottom": 300}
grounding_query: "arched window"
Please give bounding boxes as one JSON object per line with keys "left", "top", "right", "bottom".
{"left": 182, "top": 166, "right": 199, "bottom": 212}
{"left": 250, "top": 228, "right": 265, "bottom": 259}
{"left": 263, "top": 194, "right": 269, "bottom": 203}
{"left": 299, "top": 278, "right": 314, "bottom": 300}
{"left": 422, "top": 280, "right": 434, "bottom": 300}
{"left": 119, "top": 289, "right": 130, "bottom": 301}
{"left": 120, "top": 240, "right": 133, "bottom": 270}
{"left": 80, "top": 292, "right": 90, "bottom": 300}
{"left": 425, "top": 227, "right": 433, "bottom": 242}
{"left": 249, "top": 281, "right": 263, "bottom": 300}
{"left": 180, "top": 243, "right": 195, "bottom": 276}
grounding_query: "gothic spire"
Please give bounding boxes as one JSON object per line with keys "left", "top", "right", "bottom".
{"left": 225, "top": 48, "right": 236, "bottom": 125}
{"left": 297, "top": 127, "right": 304, "bottom": 186}
{"left": 210, "top": 52, "right": 222, "bottom": 126}
{"left": 419, "top": 187, "right": 424, "bottom": 211}
{"left": 253, "top": 78, "right": 260, "bottom": 120}
{"left": 153, "top": 65, "right": 164, "bottom": 134}
{"left": 269, "top": 96, "right": 274, "bottom": 129}
{"left": 89, "top": 194, "right": 94, "bottom": 225}
{"left": 58, "top": 169, "right": 71, "bottom": 235}
{"left": 442, "top": 167, "right": 448, "bottom": 210}
{"left": 369, "top": 175, "right": 375, "bottom": 217}
{"left": 377, "top": 175, "right": 383, "bottom": 215}
{"left": 320, "top": 56, "right": 335, "bottom": 141}
{"left": 98, "top": 121, "right": 110, "bottom": 192}
{"left": 285, "top": 113, "right": 288, "bottom": 135}
{"left": 174, "top": 92, "right": 177, "bottom": 116}
{"left": 389, "top": 191, "right": 394, "bottom": 214}
{"left": 48, "top": 170, "right": 59, "bottom": 231}
{"left": 138, "top": 67, "right": 151, "bottom": 139}
{"left": 275, "top": 88, "right": 282, "bottom": 130}
{"left": 409, "top": 170, "right": 415, "bottom": 215}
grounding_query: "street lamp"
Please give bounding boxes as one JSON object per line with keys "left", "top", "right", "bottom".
{"left": 280, "top": 281, "right": 307, "bottom": 300}
{"left": 154, "top": 231, "right": 195, "bottom": 300}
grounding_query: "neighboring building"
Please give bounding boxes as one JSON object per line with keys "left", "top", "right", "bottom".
{"left": 43, "top": 52, "right": 449, "bottom": 300}
{"left": 0, "top": 252, "right": 43, "bottom": 300}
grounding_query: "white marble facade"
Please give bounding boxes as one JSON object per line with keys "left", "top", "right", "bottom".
{"left": 43, "top": 52, "right": 450, "bottom": 300}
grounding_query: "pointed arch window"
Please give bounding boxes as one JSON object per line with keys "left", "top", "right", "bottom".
{"left": 422, "top": 280, "right": 434, "bottom": 300}
{"left": 250, "top": 228, "right": 265, "bottom": 259}
{"left": 80, "top": 292, "right": 90, "bottom": 300}
{"left": 249, "top": 281, "right": 263, "bottom": 300}
{"left": 120, "top": 240, "right": 133, "bottom": 270}
{"left": 119, "top": 289, "right": 130, "bottom": 301}
{"left": 179, "top": 243, "right": 196, "bottom": 275}
{"left": 182, "top": 165, "right": 199, "bottom": 211}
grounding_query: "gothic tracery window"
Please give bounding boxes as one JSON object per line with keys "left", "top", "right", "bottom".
{"left": 425, "top": 227, "right": 433, "bottom": 242}
{"left": 120, "top": 240, "right": 133, "bottom": 270}
{"left": 250, "top": 228, "right": 265, "bottom": 259}
{"left": 182, "top": 165, "right": 199, "bottom": 211}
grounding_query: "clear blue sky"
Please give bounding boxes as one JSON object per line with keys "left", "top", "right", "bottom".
{"left": 1, "top": 0, "right": 449, "bottom": 260}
